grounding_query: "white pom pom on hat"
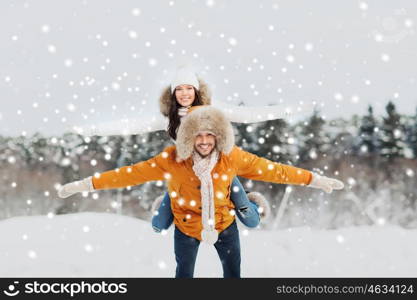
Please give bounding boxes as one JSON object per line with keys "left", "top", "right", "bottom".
{"left": 170, "top": 67, "right": 200, "bottom": 93}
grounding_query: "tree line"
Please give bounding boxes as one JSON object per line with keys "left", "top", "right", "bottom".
{"left": 0, "top": 101, "right": 416, "bottom": 228}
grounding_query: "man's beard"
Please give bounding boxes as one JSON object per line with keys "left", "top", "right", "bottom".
{"left": 194, "top": 146, "right": 215, "bottom": 158}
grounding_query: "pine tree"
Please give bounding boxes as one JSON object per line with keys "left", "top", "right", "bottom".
{"left": 260, "top": 119, "right": 292, "bottom": 163}
{"left": 297, "top": 108, "right": 329, "bottom": 163}
{"left": 406, "top": 107, "right": 417, "bottom": 158}
{"left": 357, "top": 105, "right": 379, "bottom": 156}
{"left": 379, "top": 101, "right": 407, "bottom": 159}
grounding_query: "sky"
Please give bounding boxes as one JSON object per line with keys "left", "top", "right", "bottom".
{"left": 0, "top": 0, "right": 416, "bottom": 136}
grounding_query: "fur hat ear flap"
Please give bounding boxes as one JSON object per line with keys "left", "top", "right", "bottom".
{"left": 197, "top": 79, "right": 211, "bottom": 106}
{"left": 159, "top": 86, "right": 172, "bottom": 117}
{"left": 175, "top": 106, "right": 235, "bottom": 162}
{"left": 175, "top": 115, "right": 197, "bottom": 162}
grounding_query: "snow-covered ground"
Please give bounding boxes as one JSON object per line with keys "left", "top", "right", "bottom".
{"left": 0, "top": 213, "right": 415, "bottom": 277}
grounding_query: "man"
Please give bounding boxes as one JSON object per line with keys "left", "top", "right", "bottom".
{"left": 58, "top": 106, "right": 344, "bottom": 278}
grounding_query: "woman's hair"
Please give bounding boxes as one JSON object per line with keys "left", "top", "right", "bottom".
{"left": 167, "top": 87, "right": 203, "bottom": 140}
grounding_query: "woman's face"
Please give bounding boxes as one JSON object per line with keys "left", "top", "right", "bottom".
{"left": 174, "top": 84, "right": 195, "bottom": 107}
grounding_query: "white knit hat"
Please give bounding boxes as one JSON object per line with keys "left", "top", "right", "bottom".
{"left": 170, "top": 67, "right": 200, "bottom": 93}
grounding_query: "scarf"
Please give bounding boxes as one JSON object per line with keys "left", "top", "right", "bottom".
{"left": 178, "top": 105, "right": 191, "bottom": 117}
{"left": 192, "top": 149, "right": 219, "bottom": 245}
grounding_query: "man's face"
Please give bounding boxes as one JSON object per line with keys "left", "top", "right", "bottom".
{"left": 194, "top": 132, "right": 216, "bottom": 157}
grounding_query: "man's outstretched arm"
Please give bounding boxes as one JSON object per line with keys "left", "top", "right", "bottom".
{"left": 57, "top": 148, "right": 173, "bottom": 198}
{"left": 231, "top": 146, "right": 344, "bottom": 193}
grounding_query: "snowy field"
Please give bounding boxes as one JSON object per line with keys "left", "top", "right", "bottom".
{"left": 0, "top": 212, "right": 416, "bottom": 277}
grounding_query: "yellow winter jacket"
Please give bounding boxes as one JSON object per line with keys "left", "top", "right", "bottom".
{"left": 92, "top": 145, "right": 312, "bottom": 240}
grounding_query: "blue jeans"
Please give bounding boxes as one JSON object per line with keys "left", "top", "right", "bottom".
{"left": 174, "top": 220, "right": 241, "bottom": 278}
{"left": 152, "top": 177, "right": 260, "bottom": 232}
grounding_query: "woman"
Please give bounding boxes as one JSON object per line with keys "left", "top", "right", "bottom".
{"left": 78, "top": 67, "right": 299, "bottom": 232}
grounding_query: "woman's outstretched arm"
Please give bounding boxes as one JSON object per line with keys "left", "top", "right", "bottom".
{"left": 73, "top": 114, "right": 168, "bottom": 137}
{"left": 212, "top": 99, "right": 313, "bottom": 123}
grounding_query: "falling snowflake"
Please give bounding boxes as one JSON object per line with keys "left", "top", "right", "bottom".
{"left": 158, "top": 261, "right": 167, "bottom": 269}
{"left": 381, "top": 53, "right": 390, "bottom": 62}
{"left": 334, "top": 93, "right": 343, "bottom": 101}
{"left": 228, "top": 37, "right": 237, "bottom": 46}
{"left": 28, "top": 250, "right": 37, "bottom": 259}
{"left": 206, "top": 0, "right": 215, "bottom": 7}
{"left": 131, "top": 8, "right": 141, "bottom": 16}
{"left": 305, "top": 43, "right": 314, "bottom": 52}
{"left": 286, "top": 55, "right": 295, "bottom": 63}
{"left": 359, "top": 2, "right": 368, "bottom": 11}
{"left": 347, "top": 177, "right": 356, "bottom": 186}
{"left": 336, "top": 235, "right": 345, "bottom": 243}
{"left": 405, "top": 168, "right": 414, "bottom": 177}
{"left": 351, "top": 95, "right": 360, "bottom": 103}
{"left": 84, "top": 244, "right": 94, "bottom": 252}
{"left": 128, "top": 30, "right": 138, "bottom": 39}
{"left": 148, "top": 58, "right": 158, "bottom": 67}
{"left": 41, "top": 24, "right": 50, "bottom": 33}
{"left": 47, "top": 45, "right": 56, "bottom": 53}
{"left": 64, "top": 59, "right": 73, "bottom": 67}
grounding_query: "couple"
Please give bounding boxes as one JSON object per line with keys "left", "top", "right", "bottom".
{"left": 58, "top": 68, "right": 344, "bottom": 278}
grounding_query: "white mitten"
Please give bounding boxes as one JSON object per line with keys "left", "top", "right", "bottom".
{"left": 309, "top": 173, "right": 344, "bottom": 194}
{"left": 57, "top": 177, "right": 95, "bottom": 198}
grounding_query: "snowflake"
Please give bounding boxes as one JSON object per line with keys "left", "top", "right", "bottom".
{"left": 131, "top": 8, "right": 141, "bottom": 16}
{"left": 309, "top": 150, "right": 317, "bottom": 159}
{"left": 28, "top": 250, "right": 37, "bottom": 259}
{"left": 286, "top": 55, "right": 295, "bottom": 63}
{"left": 351, "top": 95, "right": 360, "bottom": 103}
{"left": 158, "top": 261, "right": 167, "bottom": 269}
{"left": 358, "top": 2, "right": 368, "bottom": 11}
{"left": 47, "top": 45, "right": 56, "bottom": 53}
{"left": 334, "top": 93, "right": 343, "bottom": 101}
{"left": 148, "top": 58, "right": 158, "bottom": 67}
{"left": 111, "top": 82, "right": 121, "bottom": 91}
{"left": 377, "top": 218, "right": 386, "bottom": 226}
{"left": 228, "top": 37, "right": 237, "bottom": 46}
{"left": 405, "top": 168, "right": 414, "bottom": 177}
{"left": 347, "top": 177, "right": 356, "bottom": 186}
{"left": 305, "top": 43, "right": 314, "bottom": 52}
{"left": 64, "top": 59, "right": 73, "bottom": 67}
{"left": 84, "top": 244, "right": 94, "bottom": 253}
{"left": 128, "top": 30, "right": 138, "bottom": 39}
{"left": 40, "top": 24, "right": 50, "bottom": 33}
{"left": 381, "top": 53, "right": 390, "bottom": 62}
{"left": 336, "top": 235, "right": 345, "bottom": 243}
